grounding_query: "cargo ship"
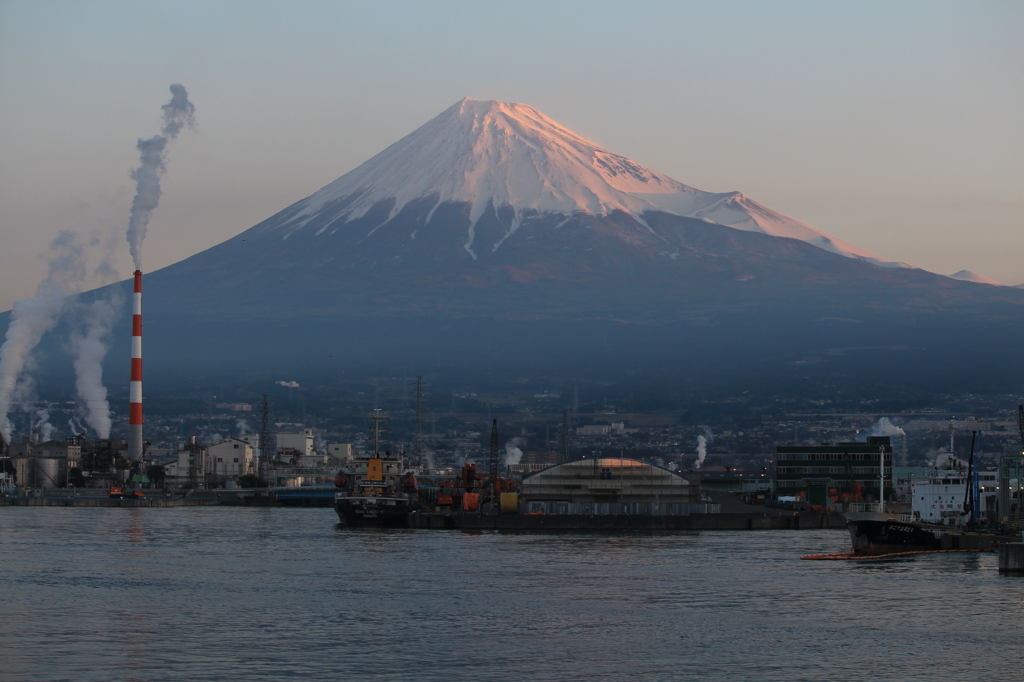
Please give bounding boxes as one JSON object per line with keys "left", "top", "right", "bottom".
{"left": 845, "top": 429, "right": 1012, "bottom": 554}
{"left": 845, "top": 448, "right": 969, "bottom": 555}
{"left": 333, "top": 411, "right": 419, "bottom": 527}
{"left": 845, "top": 503, "right": 943, "bottom": 554}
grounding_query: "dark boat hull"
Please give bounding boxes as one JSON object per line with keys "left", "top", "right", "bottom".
{"left": 846, "top": 516, "right": 942, "bottom": 555}
{"left": 334, "top": 498, "right": 412, "bottom": 528}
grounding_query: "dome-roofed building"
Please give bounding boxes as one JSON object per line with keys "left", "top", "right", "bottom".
{"left": 521, "top": 458, "right": 703, "bottom": 514}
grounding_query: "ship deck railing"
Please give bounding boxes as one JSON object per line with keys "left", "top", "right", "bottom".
{"left": 846, "top": 502, "right": 885, "bottom": 513}
{"left": 845, "top": 502, "right": 921, "bottom": 524}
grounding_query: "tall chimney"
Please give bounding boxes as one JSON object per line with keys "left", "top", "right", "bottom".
{"left": 128, "top": 270, "right": 143, "bottom": 462}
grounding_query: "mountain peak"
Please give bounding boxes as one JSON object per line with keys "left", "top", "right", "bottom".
{"left": 948, "top": 270, "right": 1002, "bottom": 286}
{"left": 266, "top": 98, "right": 892, "bottom": 265}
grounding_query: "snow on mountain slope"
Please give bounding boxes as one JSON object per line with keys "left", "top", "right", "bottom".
{"left": 948, "top": 270, "right": 1003, "bottom": 286}
{"left": 273, "top": 98, "right": 894, "bottom": 265}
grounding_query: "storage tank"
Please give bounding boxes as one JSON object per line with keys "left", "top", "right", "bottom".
{"left": 34, "top": 458, "right": 61, "bottom": 488}
{"left": 10, "top": 457, "right": 32, "bottom": 487}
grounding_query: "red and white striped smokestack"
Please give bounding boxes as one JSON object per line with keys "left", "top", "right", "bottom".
{"left": 128, "top": 270, "right": 143, "bottom": 463}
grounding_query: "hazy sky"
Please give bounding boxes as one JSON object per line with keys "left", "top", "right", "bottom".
{"left": 1, "top": 0, "right": 1022, "bottom": 310}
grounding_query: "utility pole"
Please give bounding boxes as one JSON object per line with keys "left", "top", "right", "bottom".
{"left": 490, "top": 418, "right": 499, "bottom": 479}
{"left": 560, "top": 408, "right": 569, "bottom": 464}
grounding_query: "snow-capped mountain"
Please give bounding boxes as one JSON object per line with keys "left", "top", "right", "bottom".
{"left": 15, "top": 97, "right": 1024, "bottom": 397}
{"left": 261, "top": 98, "right": 893, "bottom": 266}
{"left": 948, "top": 270, "right": 1002, "bottom": 286}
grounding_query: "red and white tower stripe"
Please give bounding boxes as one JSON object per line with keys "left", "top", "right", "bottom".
{"left": 128, "top": 270, "right": 143, "bottom": 462}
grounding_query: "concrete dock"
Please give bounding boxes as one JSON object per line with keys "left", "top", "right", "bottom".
{"left": 0, "top": 497, "right": 217, "bottom": 507}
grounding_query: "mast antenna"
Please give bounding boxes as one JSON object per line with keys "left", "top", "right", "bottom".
{"left": 414, "top": 376, "right": 424, "bottom": 455}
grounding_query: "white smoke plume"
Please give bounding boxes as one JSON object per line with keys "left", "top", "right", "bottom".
{"left": 694, "top": 435, "right": 708, "bottom": 469}
{"left": 68, "top": 417, "right": 86, "bottom": 436}
{"left": 236, "top": 419, "right": 251, "bottom": 436}
{"left": 0, "top": 232, "right": 89, "bottom": 442}
{"left": 126, "top": 84, "right": 196, "bottom": 270}
{"left": 932, "top": 451, "right": 966, "bottom": 470}
{"left": 421, "top": 448, "right": 436, "bottom": 473}
{"left": 866, "top": 417, "right": 906, "bottom": 439}
{"left": 70, "top": 294, "right": 122, "bottom": 439}
{"left": 204, "top": 433, "right": 224, "bottom": 446}
{"left": 34, "top": 408, "right": 55, "bottom": 442}
{"left": 503, "top": 437, "right": 525, "bottom": 466}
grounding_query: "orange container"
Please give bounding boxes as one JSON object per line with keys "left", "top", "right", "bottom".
{"left": 462, "top": 492, "right": 480, "bottom": 512}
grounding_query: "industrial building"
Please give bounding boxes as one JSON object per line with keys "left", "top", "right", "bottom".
{"left": 1, "top": 438, "right": 81, "bottom": 489}
{"left": 775, "top": 436, "right": 892, "bottom": 504}
{"left": 520, "top": 457, "right": 704, "bottom": 514}
{"left": 278, "top": 429, "right": 325, "bottom": 466}
{"left": 277, "top": 430, "right": 313, "bottom": 457}
{"left": 328, "top": 443, "right": 353, "bottom": 461}
{"left": 168, "top": 436, "right": 254, "bottom": 488}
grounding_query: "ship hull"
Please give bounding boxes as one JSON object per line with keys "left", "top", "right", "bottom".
{"left": 845, "top": 513, "right": 942, "bottom": 555}
{"left": 334, "top": 497, "right": 412, "bottom": 528}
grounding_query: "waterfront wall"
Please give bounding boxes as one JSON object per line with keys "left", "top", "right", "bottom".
{"left": 0, "top": 497, "right": 217, "bottom": 507}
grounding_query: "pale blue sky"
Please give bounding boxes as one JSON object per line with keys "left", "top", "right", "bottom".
{"left": 1, "top": 0, "right": 1022, "bottom": 308}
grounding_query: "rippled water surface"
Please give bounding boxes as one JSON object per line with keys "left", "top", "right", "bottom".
{"left": 1, "top": 507, "right": 1021, "bottom": 681}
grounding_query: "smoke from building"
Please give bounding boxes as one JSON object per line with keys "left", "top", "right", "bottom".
{"left": 126, "top": 84, "right": 195, "bottom": 271}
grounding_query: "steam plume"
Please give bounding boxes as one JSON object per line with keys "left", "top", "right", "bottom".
{"left": 126, "top": 84, "right": 195, "bottom": 270}
{"left": 503, "top": 437, "right": 525, "bottom": 466}
{"left": 34, "top": 408, "right": 54, "bottom": 442}
{"left": 70, "top": 295, "right": 122, "bottom": 438}
{"left": 866, "top": 417, "right": 906, "bottom": 439}
{"left": 0, "top": 232, "right": 88, "bottom": 441}
{"left": 694, "top": 435, "right": 708, "bottom": 469}
{"left": 68, "top": 417, "right": 86, "bottom": 436}
{"left": 236, "top": 419, "right": 250, "bottom": 436}
{"left": 421, "top": 448, "right": 436, "bottom": 472}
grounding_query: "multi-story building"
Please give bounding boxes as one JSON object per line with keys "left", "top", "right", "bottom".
{"left": 775, "top": 436, "right": 892, "bottom": 505}
{"left": 207, "top": 438, "right": 254, "bottom": 479}
{"left": 37, "top": 440, "right": 82, "bottom": 468}
{"left": 277, "top": 430, "right": 314, "bottom": 458}
{"left": 170, "top": 437, "right": 253, "bottom": 487}
{"left": 328, "top": 443, "right": 353, "bottom": 462}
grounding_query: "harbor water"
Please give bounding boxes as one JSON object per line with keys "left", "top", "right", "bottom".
{"left": 1, "top": 507, "right": 1021, "bottom": 681}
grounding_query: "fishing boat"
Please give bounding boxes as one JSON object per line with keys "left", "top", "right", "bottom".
{"left": 333, "top": 410, "right": 419, "bottom": 527}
